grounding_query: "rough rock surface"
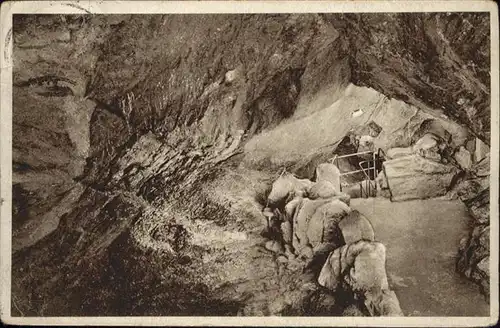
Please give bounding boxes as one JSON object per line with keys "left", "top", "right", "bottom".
{"left": 306, "top": 199, "right": 352, "bottom": 251}
{"left": 452, "top": 150, "right": 490, "bottom": 297}
{"left": 457, "top": 188, "right": 490, "bottom": 297}
{"left": 318, "top": 241, "right": 403, "bottom": 316}
{"left": 454, "top": 146, "right": 472, "bottom": 171}
{"left": 327, "top": 13, "right": 491, "bottom": 144}
{"left": 267, "top": 173, "right": 313, "bottom": 207}
{"left": 11, "top": 13, "right": 490, "bottom": 316}
{"left": 386, "top": 133, "right": 444, "bottom": 162}
{"left": 338, "top": 210, "right": 375, "bottom": 244}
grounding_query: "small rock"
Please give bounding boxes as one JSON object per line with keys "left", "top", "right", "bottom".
{"left": 414, "top": 133, "right": 438, "bottom": 150}
{"left": 357, "top": 135, "right": 374, "bottom": 154}
{"left": 281, "top": 221, "right": 293, "bottom": 245}
{"left": 413, "top": 133, "right": 442, "bottom": 162}
{"left": 418, "top": 147, "right": 441, "bottom": 162}
{"left": 277, "top": 255, "right": 288, "bottom": 263}
{"left": 300, "top": 245, "right": 314, "bottom": 259}
{"left": 476, "top": 257, "right": 489, "bottom": 276}
{"left": 472, "top": 153, "right": 490, "bottom": 177}
{"left": 342, "top": 304, "right": 366, "bottom": 316}
{"left": 458, "top": 236, "right": 469, "bottom": 252}
{"left": 265, "top": 240, "right": 284, "bottom": 253}
{"left": 474, "top": 138, "right": 489, "bottom": 163}
{"left": 224, "top": 68, "right": 239, "bottom": 83}
{"left": 268, "top": 296, "right": 287, "bottom": 315}
{"left": 455, "top": 178, "right": 488, "bottom": 202}
{"left": 465, "top": 188, "right": 490, "bottom": 225}
{"left": 352, "top": 109, "right": 364, "bottom": 118}
{"left": 454, "top": 146, "right": 472, "bottom": 170}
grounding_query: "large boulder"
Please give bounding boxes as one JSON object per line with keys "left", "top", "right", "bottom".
{"left": 386, "top": 133, "right": 443, "bottom": 162}
{"left": 307, "top": 180, "right": 351, "bottom": 205}
{"left": 315, "top": 163, "right": 341, "bottom": 192}
{"left": 364, "top": 290, "right": 404, "bottom": 317}
{"left": 318, "top": 240, "right": 403, "bottom": 316}
{"left": 307, "top": 180, "right": 337, "bottom": 199}
{"left": 412, "top": 133, "right": 442, "bottom": 162}
{"left": 284, "top": 196, "right": 303, "bottom": 221}
{"left": 318, "top": 241, "right": 389, "bottom": 292}
{"left": 382, "top": 155, "right": 459, "bottom": 201}
{"left": 292, "top": 198, "right": 350, "bottom": 255}
{"left": 292, "top": 198, "right": 332, "bottom": 254}
{"left": 267, "top": 172, "right": 313, "bottom": 207}
{"left": 338, "top": 210, "right": 375, "bottom": 244}
{"left": 306, "top": 199, "right": 352, "bottom": 252}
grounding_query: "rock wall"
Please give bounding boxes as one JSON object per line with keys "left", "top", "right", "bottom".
{"left": 455, "top": 155, "right": 491, "bottom": 297}
{"left": 326, "top": 13, "right": 491, "bottom": 144}
{"left": 11, "top": 13, "right": 491, "bottom": 315}
{"left": 12, "top": 13, "right": 351, "bottom": 250}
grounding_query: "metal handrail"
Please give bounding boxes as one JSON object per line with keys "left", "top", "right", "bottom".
{"left": 358, "top": 160, "right": 377, "bottom": 196}
{"left": 328, "top": 148, "right": 387, "bottom": 198}
{"left": 335, "top": 150, "right": 374, "bottom": 159}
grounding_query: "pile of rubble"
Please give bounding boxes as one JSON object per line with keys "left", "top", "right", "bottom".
{"left": 261, "top": 163, "right": 403, "bottom": 316}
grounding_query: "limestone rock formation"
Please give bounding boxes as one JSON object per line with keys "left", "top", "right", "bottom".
{"left": 327, "top": 13, "right": 491, "bottom": 144}
{"left": 458, "top": 224, "right": 490, "bottom": 296}
{"left": 453, "top": 150, "right": 490, "bottom": 297}
{"left": 11, "top": 12, "right": 490, "bottom": 316}
{"left": 457, "top": 187, "right": 490, "bottom": 297}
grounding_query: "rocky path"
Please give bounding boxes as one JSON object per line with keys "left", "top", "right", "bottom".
{"left": 172, "top": 167, "right": 329, "bottom": 316}
{"left": 351, "top": 198, "right": 489, "bottom": 316}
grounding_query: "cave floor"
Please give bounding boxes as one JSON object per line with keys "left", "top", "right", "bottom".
{"left": 351, "top": 197, "right": 489, "bottom": 316}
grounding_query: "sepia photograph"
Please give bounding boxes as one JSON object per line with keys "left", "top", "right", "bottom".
{"left": 0, "top": 1, "right": 498, "bottom": 326}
